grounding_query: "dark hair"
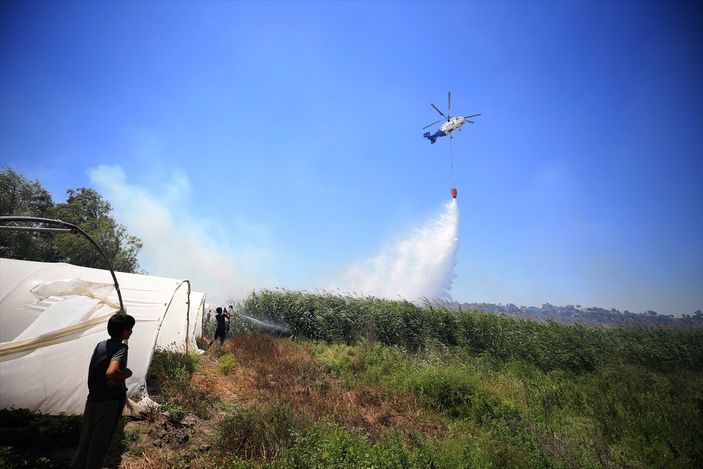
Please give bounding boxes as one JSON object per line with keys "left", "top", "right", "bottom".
{"left": 107, "top": 313, "right": 135, "bottom": 338}
{"left": 216, "top": 307, "right": 223, "bottom": 314}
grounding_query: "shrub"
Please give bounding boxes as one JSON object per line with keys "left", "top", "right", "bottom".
{"left": 162, "top": 403, "right": 185, "bottom": 425}
{"left": 405, "top": 366, "right": 484, "bottom": 418}
{"left": 147, "top": 348, "right": 199, "bottom": 392}
{"left": 147, "top": 349, "right": 215, "bottom": 418}
{"left": 218, "top": 353, "right": 237, "bottom": 375}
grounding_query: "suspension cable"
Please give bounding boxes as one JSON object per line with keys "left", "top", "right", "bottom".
{"left": 449, "top": 136, "right": 455, "bottom": 182}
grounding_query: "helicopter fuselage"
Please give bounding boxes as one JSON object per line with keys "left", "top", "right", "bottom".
{"left": 424, "top": 116, "right": 467, "bottom": 144}
{"left": 439, "top": 116, "right": 466, "bottom": 134}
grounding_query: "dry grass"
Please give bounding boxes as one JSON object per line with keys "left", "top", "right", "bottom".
{"left": 123, "top": 332, "right": 447, "bottom": 467}
{"left": 219, "top": 332, "right": 446, "bottom": 439}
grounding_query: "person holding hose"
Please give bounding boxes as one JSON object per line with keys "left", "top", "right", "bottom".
{"left": 210, "top": 306, "right": 227, "bottom": 346}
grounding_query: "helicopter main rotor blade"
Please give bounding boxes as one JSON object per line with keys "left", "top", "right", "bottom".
{"left": 464, "top": 113, "right": 481, "bottom": 118}
{"left": 430, "top": 103, "right": 447, "bottom": 118}
{"left": 448, "top": 91, "right": 451, "bottom": 113}
{"left": 423, "top": 119, "right": 442, "bottom": 129}
{"left": 466, "top": 120, "right": 475, "bottom": 124}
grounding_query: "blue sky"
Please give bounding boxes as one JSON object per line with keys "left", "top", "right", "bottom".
{"left": 1, "top": 1, "right": 701, "bottom": 315}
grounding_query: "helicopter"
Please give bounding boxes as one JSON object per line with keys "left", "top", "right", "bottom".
{"left": 423, "top": 92, "right": 480, "bottom": 144}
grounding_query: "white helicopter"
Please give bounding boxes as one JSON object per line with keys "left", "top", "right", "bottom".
{"left": 423, "top": 92, "right": 480, "bottom": 144}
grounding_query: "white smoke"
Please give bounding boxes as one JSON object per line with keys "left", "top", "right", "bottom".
{"left": 89, "top": 164, "right": 460, "bottom": 303}
{"left": 330, "top": 199, "right": 460, "bottom": 300}
{"left": 89, "top": 165, "right": 271, "bottom": 302}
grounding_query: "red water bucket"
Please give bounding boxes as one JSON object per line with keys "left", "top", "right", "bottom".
{"left": 450, "top": 187, "right": 457, "bottom": 199}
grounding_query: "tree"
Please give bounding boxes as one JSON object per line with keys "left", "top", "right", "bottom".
{"left": 0, "top": 167, "right": 59, "bottom": 262}
{"left": 0, "top": 168, "right": 143, "bottom": 273}
{"left": 54, "top": 188, "right": 112, "bottom": 226}
{"left": 53, "top": 188, "right": 143, "bottom": 273}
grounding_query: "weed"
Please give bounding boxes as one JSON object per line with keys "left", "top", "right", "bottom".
{"left": 219, "top": 400, "right": 238, "bottom": 414}
{"left": 218, "top": 353, "right": 237, "bottom": 375}
{"left": 214, "top": 403, "right": 298, "bottom": 460}
{"left": 162, "top": 403, "right": 185, "bottom": 425}
{"left": 126, "top": 446, "right": 145, "bottom": 457}
{"left": 312, "top": 379, "right": 328, "bottom": 392}
{"left": 147, "top": 349, "right": 199, "bottom": 392}
{"left": 122, "top": 426, "right": 145, "bottom": 458}
{"left": 123, "top": 426, "right": 140, "bottom": 445}
{"left": 147, "top": 349, "right": 216, "bottom": 418}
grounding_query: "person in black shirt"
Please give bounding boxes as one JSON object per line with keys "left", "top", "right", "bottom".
{"left": 210, "top": 307, "right": 227, "bottom": 346}
{"left": 71, "top": 313, "right": 135, "bottom": 469}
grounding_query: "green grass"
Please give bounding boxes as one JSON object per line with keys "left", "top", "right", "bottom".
{"left": 307, "top": 339, "right": 703, "bottom": 468}
{"left": 276, "top": 423, "right": 420, "bottom": 469}
{"left": 268, "top": 420, "right": 556, "bottom": 469}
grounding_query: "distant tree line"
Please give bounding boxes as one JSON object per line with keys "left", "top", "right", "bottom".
{"left": 0, "top": 167, "right": 142, "bottom": 273}
{"left": 452, "top": 302, "right": 703, "bottom": 328}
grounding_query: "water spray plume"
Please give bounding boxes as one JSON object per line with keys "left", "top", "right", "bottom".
{"left": 331, "top": 199, "right": 460, "bottom": 300}
{"left": 237, "top": 312, "right": 290, "bottom": 336}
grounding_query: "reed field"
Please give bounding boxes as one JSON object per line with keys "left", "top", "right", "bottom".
{"left": 243, "top": 290, "right": 703, "bottom": 373}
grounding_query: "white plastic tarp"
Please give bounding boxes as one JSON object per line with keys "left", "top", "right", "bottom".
{"left": 0, "top": 258, "right": 205, "bottom": 415}
{"left": 190, "top": 292, "right": 205, "bottom": 340}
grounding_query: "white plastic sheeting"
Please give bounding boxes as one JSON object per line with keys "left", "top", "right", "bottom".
{"left": 190, "top": 292, "right": 205, "bottom": 341}
{"left": 0, "top": 258, "right": 206, "bottom": 415}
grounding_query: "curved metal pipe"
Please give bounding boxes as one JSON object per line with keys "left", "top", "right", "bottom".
{"left": 0, "top": 216, "right": 125, "bottom": 313}
{"left": 183, "top": 280, "right": 192, "bottom": 354}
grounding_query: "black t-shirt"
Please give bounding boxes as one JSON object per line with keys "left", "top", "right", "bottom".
{"left": 215, "top": 313, "right": 226, "bottom": 329}
{"left": 87, "top": 338, "right": 128, "bottom": 402}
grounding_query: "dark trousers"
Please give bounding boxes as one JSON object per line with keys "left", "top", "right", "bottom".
{"left": 71, "top": 397, "right": 125, "bottom": 469}
{"left": 212, "top": 326, "right": 226, "bottom": 345}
